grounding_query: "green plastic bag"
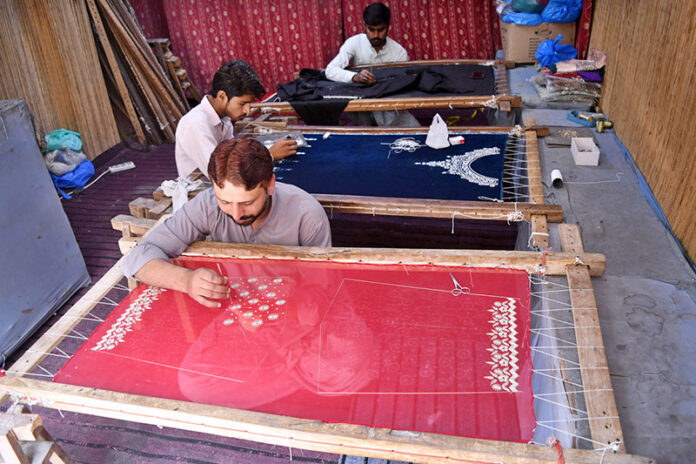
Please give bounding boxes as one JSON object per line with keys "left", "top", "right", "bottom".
{"left": 512, "top": 0, "right": 547, "bottom": 13}
{"left": 45, "top": 128, "right": 83, "bottom": 152}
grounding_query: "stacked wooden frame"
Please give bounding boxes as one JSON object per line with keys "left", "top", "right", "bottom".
{"left": 252, "top": 60, "right": 522, "bottom": 117}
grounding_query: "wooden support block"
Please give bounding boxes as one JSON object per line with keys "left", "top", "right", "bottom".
{"left": 0, "top": 429, "right": 28, "bottom": 464}
{"left": 0, "top": 409, "right": 73, "bottom": 464}
{"left": 129, "top": 197, "right": 158, "bottom": 218}
{"left": 111, "top": 215, "right": 158, "bottom": 238}
{"left": 128, "top": 197, "right": 172, "bottom": 219}
{"left": 149, "top": 198, "right": 173, "bottom": 219}
{"left": 499, "top": 100, "right": 511, "bottom": 113}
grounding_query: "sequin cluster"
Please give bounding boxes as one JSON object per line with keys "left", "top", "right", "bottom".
{"left": 221, "top": 276, "right": 288, "bottom": 329}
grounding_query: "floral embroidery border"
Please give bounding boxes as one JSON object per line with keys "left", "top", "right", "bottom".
{"left": 484, "top": 297, "right": 520, "bottom": 392}
{"left": 92, "top": 287, "right": 166, "bottom": 352}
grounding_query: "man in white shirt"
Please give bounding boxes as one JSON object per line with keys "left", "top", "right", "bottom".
{"left": 126, "top": 138, "right": 331, "bottom": 308}
{"left": 324, "top": 3, "right": 418, "bottom": 126}
{"left": 175, "top": 60, "right": 297, "bottom": 178}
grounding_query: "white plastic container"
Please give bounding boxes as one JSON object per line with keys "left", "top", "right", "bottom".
{"left": 570, "top": 137, "right": 600, "bottom": 166}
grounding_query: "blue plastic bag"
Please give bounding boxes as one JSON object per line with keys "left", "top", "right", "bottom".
{"left": 541, "top": 0, "right": 583, "bottom": 23}
{"left": 50, "top": 159, "right": 94, "bottom": 199}
{"left": 535, "top": 34, "right": 578, "bottom": 67}
{"left": 45, "top": 128, "right": 83, "bottom": 152}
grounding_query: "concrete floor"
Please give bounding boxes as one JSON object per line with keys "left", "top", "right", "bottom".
{"left": 524, "top": 107, "right": 696, "bottom": 464}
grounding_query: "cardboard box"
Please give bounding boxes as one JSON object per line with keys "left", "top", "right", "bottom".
{"left": 499, "top": 19, "right": 576, "bottom": 62}
{"left": 571, "top": 137, "right": 600, "bottom": 166}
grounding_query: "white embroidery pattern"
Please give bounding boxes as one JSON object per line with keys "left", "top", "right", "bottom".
{"left": 92, "top": 287, "right": 165, "bottom": 351}
{"left": 416, "top": 147, "right": 501, "bottom": 187}
{"left": 484, "top": 297, "right": 519, "bottom": 392}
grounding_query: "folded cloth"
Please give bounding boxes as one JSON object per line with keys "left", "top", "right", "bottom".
{"left": 160, "top": 177, "right": 206, "bottom": 211}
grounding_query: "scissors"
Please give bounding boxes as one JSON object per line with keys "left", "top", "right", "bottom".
{"left": 449, "top": 272, "right": 470, "bottom": 296}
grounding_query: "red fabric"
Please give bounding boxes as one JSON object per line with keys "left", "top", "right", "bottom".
{"left": 575, "top": 0, "right": 593, "bottom": 59}
{"left": 342, "top": 0, "right": 502, "bottom": 60}
{"left": 130, "top": 1, "right": 502, "bottom": 94}
{"left": 55, "top": 257, "right": 535, "bottom": 443}
{"left": 131, "top": 0, "right": 343, "bottom": 94}
{"left": 131, "top": 0, "right": 168, "bottom": 39}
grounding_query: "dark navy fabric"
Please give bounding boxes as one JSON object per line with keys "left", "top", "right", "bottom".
{"left": 274, "top": 132, "right": 508, "bottom": 201}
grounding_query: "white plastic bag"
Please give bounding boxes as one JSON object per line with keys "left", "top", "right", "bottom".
{"left": 44, "top": 148, "right": 88, "bottom": 176}
{"left": 425, "top": 114, "right": 450, "bottom": 149}
{"left": 160, "top": 177, "right": 206, "bottom": 212}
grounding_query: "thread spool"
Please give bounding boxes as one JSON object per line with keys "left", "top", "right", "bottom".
{"left": 551, "top": 169, "right": 564, "bottom": 188}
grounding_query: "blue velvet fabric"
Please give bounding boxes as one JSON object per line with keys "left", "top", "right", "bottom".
{"left": 274, "top": 133, "right": 508, "bottom": 201}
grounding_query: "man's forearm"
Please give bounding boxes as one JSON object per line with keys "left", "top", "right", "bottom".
{"left": 133, "top": 258, "right": 191, "bottom": 293}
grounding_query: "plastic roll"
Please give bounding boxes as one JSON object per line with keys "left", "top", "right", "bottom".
{"left": 551, "top": 169, "right": 564, "bottom": 188}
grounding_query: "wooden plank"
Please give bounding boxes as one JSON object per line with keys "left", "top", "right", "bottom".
{"left": 0, "top": 377, "right": 654, "bottom": 464}
{"left": 530, "top": 214, "right": 549, "bottom": 248}
{"left": 114, "top": 239, "right": 604, "bottom": 277}
{"left": 316, "top": 194, "right": 563, "bottom": 222}
{"left": 561, "top": 224, "right": 625, "bottom": 451}
{"left": 254, "top": 95, "right": 522, "bottom": 113}
{"left": 523, "top": 119, "right": 544, "bottom": 205}
{"left": 96, "top": 0, "right": 184, "bottom": 117}
{"left": 351, "top": 59, "right": 504, "bottom": 69}
{"left": 560, "top": 223, "right": 584, "bottom": 253}
{"left": 249, "top": 123, "right": 549, "bottom": 137}
{"left": 85, "top": 0, "right": 145, "bottom": 144}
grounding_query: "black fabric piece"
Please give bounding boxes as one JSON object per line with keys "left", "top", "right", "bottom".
{"left": 417, "top": 69, "right": 476, "bottom": 94}
{"left": 274, "top": 64, "right": 495, "bottom": 125}
{"left": 276, "top": 64, "right": 496, "bottom": 101}
{"left": 287, "top": 99, "right": 349, "bottom": 125}
{"left": 277, "top": 71, "right": 420, "bottom": 100}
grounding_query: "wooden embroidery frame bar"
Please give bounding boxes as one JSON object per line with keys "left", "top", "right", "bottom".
{"left": 0, "top": 225, "right": 653, "bottom": 463}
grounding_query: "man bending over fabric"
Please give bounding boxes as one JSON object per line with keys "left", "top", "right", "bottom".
{"left": 324, "top": 2, "right": 418, "bottom": 127}
{"left": 175, "top": 60, "right": 297, "bottom": 178}
{"left": 124, "top": 138, "right": 331, "bottom": 308}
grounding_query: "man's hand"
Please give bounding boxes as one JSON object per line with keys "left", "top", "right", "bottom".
{"left": 269, "top": 137, "right": 298, "bottom": 161}
{"left": 352, "top": 70, "right": 376, "bottom": 84}
{"left": 185, "top": 268, "right": 229, "bottom": 308}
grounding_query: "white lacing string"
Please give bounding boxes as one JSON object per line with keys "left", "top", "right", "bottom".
{"left": 528, "top": 231, "right": 550, "bottom": 249}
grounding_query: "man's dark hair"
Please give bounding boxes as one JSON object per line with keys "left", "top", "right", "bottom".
{"left": 208, "top": 139, "right": 273, "bottom": 190}
{"left": 209, "top": 60, "right": 265, "bottom": 99}
{"left": 363, "top": 2, "right": 391, "bottom": 26}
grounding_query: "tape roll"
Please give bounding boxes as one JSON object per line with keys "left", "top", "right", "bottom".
{"left": 551, "top": 169, "right": 564, "bottom": 188}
